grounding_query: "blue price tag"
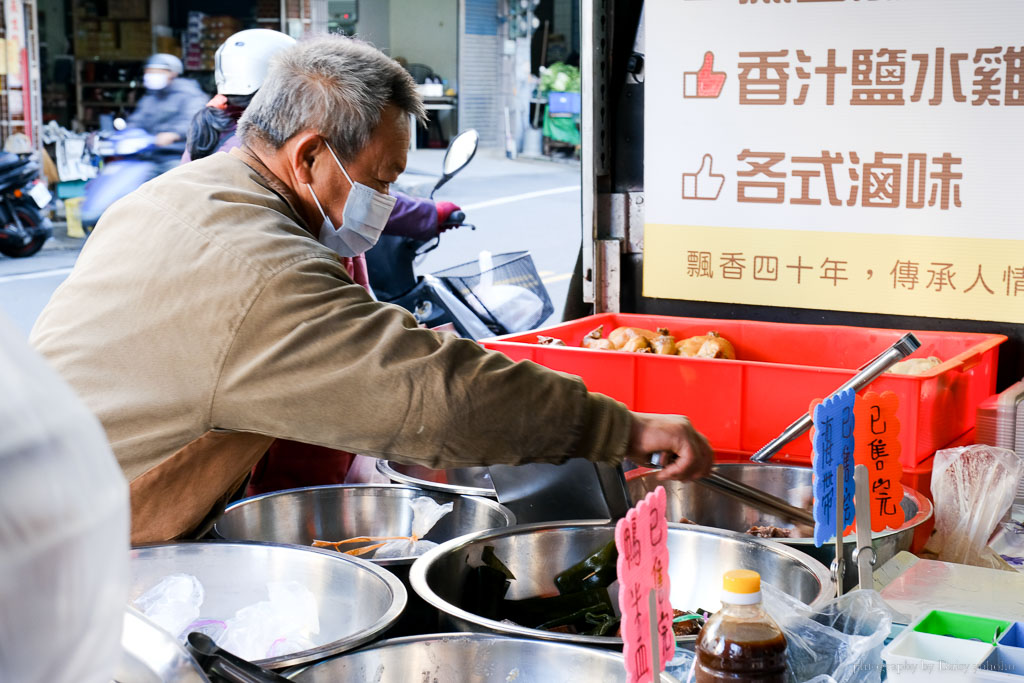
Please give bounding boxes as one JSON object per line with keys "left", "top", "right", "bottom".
{"left": 812, "top": 388, "right": 857, "bottom": 548}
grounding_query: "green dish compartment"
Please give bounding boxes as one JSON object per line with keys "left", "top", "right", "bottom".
{"left": 913, "top": 610, "right": 1011, "bottom": 644}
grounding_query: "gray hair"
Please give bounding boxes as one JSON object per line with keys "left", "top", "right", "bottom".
{"left": 237, "top": 35, "right": 425, "bottom": 161}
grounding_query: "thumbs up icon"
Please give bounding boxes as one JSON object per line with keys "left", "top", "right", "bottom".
{"left": 684, "top": 51, "right": 726, "bottom": 99}
{"left": 682, "top": 154, "right": 725, "bottom": 201}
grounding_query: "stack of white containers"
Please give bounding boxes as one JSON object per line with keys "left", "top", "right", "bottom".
{"left": 976, "top": 380, "right": 1024, "bottom": 500}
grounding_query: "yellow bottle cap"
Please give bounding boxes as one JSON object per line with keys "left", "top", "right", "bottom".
{"left": 723, "top": 569, "right": 761, "bottom": 594}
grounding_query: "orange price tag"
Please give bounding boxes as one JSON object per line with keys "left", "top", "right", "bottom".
{"left": 853, "top": 391, "right": 903, "bottom": 532}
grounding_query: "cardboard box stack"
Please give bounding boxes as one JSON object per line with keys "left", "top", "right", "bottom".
{"left": 118, "top": 21, "right": 152, "bottom": 59}
{"left": 74, "top": 0, "right": 151, "bottom": 60}
{"left": 183, "top": 12, "right": 243, "bottom": 71}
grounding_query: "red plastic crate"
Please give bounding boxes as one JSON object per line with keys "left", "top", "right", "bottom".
{"left": 481, "top": 314, "right": 1005, "bottom": 468}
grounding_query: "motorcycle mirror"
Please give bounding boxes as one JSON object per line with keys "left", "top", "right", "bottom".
{"left": 431, "top": 129, "right": 479, "bottom": 198}
{"left": 442, "top": 129, "right": 479, "bottom": 176}
{"left": 113, "top": 117, "right": 127, "bottom": 131}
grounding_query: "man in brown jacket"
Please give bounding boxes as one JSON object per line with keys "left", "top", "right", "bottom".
{"left": 31, "top": 36, "right": 712, "bottom": 543}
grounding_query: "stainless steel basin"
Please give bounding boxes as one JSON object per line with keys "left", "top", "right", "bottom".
{"left": 129, "top": 542, "right": 406, "bottom": 669}
{"left": 288, "top": 633, "right": 676, "bottom": 682}
{"left": 213, "top": 484, "right": 514, "bottom": 567}
{"left": 409, "top": 521, "right": 832, "bottom": 647}
{"left": 626, "top": 463, "right": 933, "bottom": 592}
{"left": 376, "top": 460, "right": 497, "bottom": 498}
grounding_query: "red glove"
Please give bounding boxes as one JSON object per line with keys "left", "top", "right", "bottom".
{"left": 436, "top": 201, "right": 462, "bottom": 231}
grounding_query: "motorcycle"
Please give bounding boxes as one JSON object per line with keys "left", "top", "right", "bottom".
{"left": 366, "top": 129, "right": 553, "bottom": 339}
{"left": 81, "top": 122, "right": 183, "bottom": 229}
{"left": 0, "top": 151, "right": 53, "bottom": 258}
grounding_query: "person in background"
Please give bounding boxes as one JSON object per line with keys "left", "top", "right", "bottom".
{"left": 128, "top": 53, "right": 208, "bottom": 155}
{"left": 185, "top": 30, "right": 462, "bottom": 495}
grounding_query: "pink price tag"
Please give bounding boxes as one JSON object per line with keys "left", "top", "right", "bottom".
{"left": 616, "top": 486, "right": 673, "bottom": 683}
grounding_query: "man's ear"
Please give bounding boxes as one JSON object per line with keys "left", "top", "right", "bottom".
{"left": 290, "top": 131, "right": 323, "bottom": 185}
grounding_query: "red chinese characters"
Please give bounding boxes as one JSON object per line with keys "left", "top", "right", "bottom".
{"left": 616, "top": 486, "right": 673, "bottom": 683}
{"left": 853, "top": 391, "right": 903, "bottom": 532}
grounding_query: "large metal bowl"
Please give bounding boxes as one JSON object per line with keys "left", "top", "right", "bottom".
{"left": 288, "top": 632, "right": 676, "bottom": 682}
{"left": 129, "top": 542, "right": 406, "bottom": 669}
{"left": 376, "top": 460, "right": 497, "bottom": 498}
{"left": 626, "top": 463, "right": 933, "bottom": 592}
{"left": 410, "top": 521, "right": 832, "bottom": 648}
{"left": 213, "top": 485, "right": 513, "bottom": 568}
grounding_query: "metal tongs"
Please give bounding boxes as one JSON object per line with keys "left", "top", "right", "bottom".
{"left": 749, "top": 333, "right": 920, "bottom": 463}
{"left": 643, "top": 452, "right": 815, "bottom": 527}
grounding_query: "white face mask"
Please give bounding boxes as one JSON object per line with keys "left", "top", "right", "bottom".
{"left": 306, "top": 141, "right": 397, "bottom": 258}
{"left": 143, "top": 72, "right": 170, "bottom": 91}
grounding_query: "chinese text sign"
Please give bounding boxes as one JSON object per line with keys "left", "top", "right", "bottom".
{"left": 616, "top": 486, "right": 673, "bottom": 683}
{"left": 644, "top": 0, "right": 1024, "bottom": 324}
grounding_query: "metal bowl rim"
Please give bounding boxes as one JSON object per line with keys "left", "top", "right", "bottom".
{"left": 286, "top": 632, "right": 680, "bottom": 681}
{"left": 376, "top": 460, "right": 498, "bottom": 498}
{"left": 289, "top": 631, "right": 628, "bottom": 677}
{"left": 214, "top": 484, "right": 515, "bottom": 566}
{"left": 130, "top": 540, "right": 408, "bottom": 669}
{"left": 626, "top": 463, "right": 935, "bottom": 545}
{"left": 409, "top": 519, "right": 833, "bottom": 647}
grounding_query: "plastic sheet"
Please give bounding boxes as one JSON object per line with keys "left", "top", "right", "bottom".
{"left": 373, "top": 496, "right": 454, "bottom": 558}
{"left": 923, "top": 444, "right": 1024, "bottom": 568}
{"left": 133, "top": 575, "right": 321, "bottom": 661}
{"left": 0, "top": 313, "right": 130, "bottom": 683}
{"left": 133, "top": 573, "right": 205, "bottom": 639}
{"left": 217, "top": 581, "right": 320, "bottom": 661}
{"left": 762, "top": 585, "right": 893, "bottom": 683}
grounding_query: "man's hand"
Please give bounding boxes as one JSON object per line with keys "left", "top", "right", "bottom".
{"left": 154, "top": 132, "right": 180, "bottom": 147}
{"left": 626, "top": 412, "right": 713, "bottom": 481}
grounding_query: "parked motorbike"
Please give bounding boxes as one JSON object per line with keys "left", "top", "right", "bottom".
{"left": 80, "top": 122, "right": 183, "bottom": 229}
{"left": 366, "top": 129, "right": 553, "bottom": 339}
{"left": 0, "top": 151, "right": 53, "bottom": 258}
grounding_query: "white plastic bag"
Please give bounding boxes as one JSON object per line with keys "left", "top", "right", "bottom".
{"left": 217, "top": 580, "right": 320, "bottom": 661}
{"left": 468, "top": 251, "right": 545, "bottom": 332}
{"left": 373, "top": 496, "right": 454, "bottom": 558}
{"left": 133, "top": 573, "right": 205, "bottom": 639}
{"left": 761, "top": 584, "right": 893, "bottom": 683}
{"left": 924, "top": 444, "right": 1024, "bottom": 568}
{"left": 0, "top": 313, "right": 130, "bottom": 683}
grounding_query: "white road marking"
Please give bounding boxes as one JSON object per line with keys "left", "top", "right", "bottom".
{"left": 462, "top": 185, "right": 581, "bottom": 211}
{"left": 0, "top": 266, "right": 73, "bottom": 284}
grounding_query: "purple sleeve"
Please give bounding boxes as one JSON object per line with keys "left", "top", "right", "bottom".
{"left": 384, "top": 191, "right": 439, "bottom": 241}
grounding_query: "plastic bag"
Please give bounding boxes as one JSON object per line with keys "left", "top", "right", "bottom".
{"left": 0, "top": 313, "right": 130, "bottom": 683}
{"left": 923, "top": 444, "right": 1024, "bottom": 568}
{"left": 469, "top": 251, "right": 545, "bottom": 332}
{"left": 133, "top": 573, "right": 205, "bottom": 639}
{"left": 217, "top": 580, "right": 320, "bottom": 661}
{"left": 761, "top": 584, "right": 893, "bottom": 683}
{"left": 374, "top": 496, "right": 454, "bottom": 559}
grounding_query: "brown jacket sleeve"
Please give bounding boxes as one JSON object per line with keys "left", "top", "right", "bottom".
{"left": 211, "top": 254, "right": 632, "bottom": 469}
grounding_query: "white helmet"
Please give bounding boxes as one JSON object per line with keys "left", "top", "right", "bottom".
{"left": 214, "top": 29, "right": 297, "bottom": 96}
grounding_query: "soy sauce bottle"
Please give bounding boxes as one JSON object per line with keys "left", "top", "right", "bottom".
{"left": 695, "top": 569, "right": 788, "bottom": 683}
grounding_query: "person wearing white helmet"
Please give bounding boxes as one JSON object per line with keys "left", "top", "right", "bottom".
{"left": 127, "top": 53, "right": 207, "bottom": 150}
{"left": 185, "top": 29, "right": 464, "bottom": 494}
{"left": 185, "top": 29, "right": 296, "bottom": 161}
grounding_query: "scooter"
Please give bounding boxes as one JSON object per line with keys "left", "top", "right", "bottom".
{"left": 0, "top": 151, "right": 53, "bottom": 258}
{"left": 366, "top": 129, "right": 552, "bottom": 339}
{"left": 80, "top": 121, "right": 184, "bottom": 229}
